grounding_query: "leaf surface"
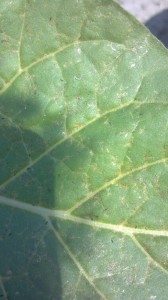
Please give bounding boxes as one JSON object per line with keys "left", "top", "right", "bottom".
{"left": 0, "top": 0, "right": 168, "bottom": 299}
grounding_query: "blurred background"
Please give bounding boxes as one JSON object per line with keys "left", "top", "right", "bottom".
{"left": 118, "top": 0, "right": 168, "bottom": 47}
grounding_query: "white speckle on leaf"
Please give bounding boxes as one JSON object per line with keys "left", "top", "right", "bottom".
{"left": 77, "top": 47, "right": 81, "bottom": 54}
{"left": 130, "top": 63, "right": 135, "bottom": 68}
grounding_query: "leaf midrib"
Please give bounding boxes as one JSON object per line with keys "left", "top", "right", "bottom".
{"left": 2, "top": 193, "right": 168, "bottom": 278}
{"left": 0, "top": 195, "right": 168, "bottom": 237}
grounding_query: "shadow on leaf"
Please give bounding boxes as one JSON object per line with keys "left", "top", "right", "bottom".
{"left": 0, "top": 96, "right": 62, "bottom": 300}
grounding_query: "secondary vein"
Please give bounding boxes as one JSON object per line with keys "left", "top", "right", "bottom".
{"left": 68, "top": 157, "right": 168, "bottom": 213}
{"left": 131, "top": 235, "right": 168, "bottom": 276}
{"left": 47, "top": 218, "right": 107, "bottom": 300}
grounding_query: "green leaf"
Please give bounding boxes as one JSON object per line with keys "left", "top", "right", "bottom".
{"left": 0, "top": 0, "right": 168, "bottom": 299}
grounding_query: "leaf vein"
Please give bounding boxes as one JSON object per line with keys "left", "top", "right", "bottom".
{"left": 1, "top": 100, "right": 167, "bottom": 190}
{"left": 131, "top": 235, "right": 168, "bottom": 276}
{"left": 0, "top": 195, "right": 168, "bottom": 237}
{"left": 47, "top": 218, "right": 107, "bottom": 300}
{"left": 0, "top": 100, "right": 134, "bottom": 189}
{"left": 0, "top": 39, "right": 124, "bottom": 95}
{"left": 69, "top": 157, "right": 168, "bottom": 213}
